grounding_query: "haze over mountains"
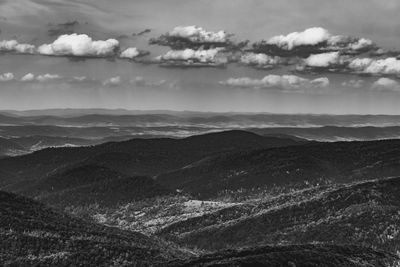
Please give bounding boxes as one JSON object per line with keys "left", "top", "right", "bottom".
{"left": 2, "top": 109, "right": 400, "bottom": 158}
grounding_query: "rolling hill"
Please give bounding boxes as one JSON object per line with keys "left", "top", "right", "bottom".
{"left": 157, "top": 139, "right": 400, "bottom": 198}
{"left": 0, "top": 137, "right": 26, "bottom": 156}
{"left": 0, "top": 130, "right": 304, "bottom": 189}
{"left": 1, "top": 190, "right": 398, "bottom": 267}
{"left": 251, "top": 125, "right": 400, "bottom": 141}
{"left": 15, "top": 164, "right": 173, "bottom": 208}
{"left": 0, "top": 190, "right": 186, "bottom": 266}
{"left": 169, "top": 244, "right": 398, "bottom": 267}
{"left": 157, "top": 177, "right": 400, "bottom": 254}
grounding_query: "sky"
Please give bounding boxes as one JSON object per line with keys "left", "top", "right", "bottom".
{"left": 1, "top": 0, "right": 400, "bottom": 114}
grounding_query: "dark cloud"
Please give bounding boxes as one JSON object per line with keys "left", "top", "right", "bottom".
{"left": 132, "top": 29, "right": 151, "bottom": 36}
{"left": 47, "top": 20, "right": 80, "bottom": 37}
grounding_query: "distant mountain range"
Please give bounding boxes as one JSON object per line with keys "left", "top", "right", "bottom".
{"left": 3, "top": 109, "right": 400, "bottom": 127}
{"left": 1, "top": 111, "right": 400, "bottom": 156}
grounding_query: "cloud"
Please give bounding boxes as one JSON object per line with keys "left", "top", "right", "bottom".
{"left": 220, "top": 74, "right": 329, "bottom": 91}
{"left": 120, "top": 47, "right": 140, "bottom": 59}
{"left": 0, "top": 73, "right": 14, "bottom": 81}
{"left": 159, "top": 48, "right": 220, "bottom": 62}
{"left": 120, "top": 47, "right": 149, "bottom": 59}
{"left": 0, "top": 40, "right": 35, "bottom": 54}
{"left": 310, "top": 77, "right": 330, "bottom": 87}
{"left": 251, "top": 27, "right": 376, "bottom": 57}
{"left": 349, "top": 38, "right": 374, "bottom": 51}
{"left": 103, "top": 76, "right": 121, "bottom": 86}
{"left": 348, "top": 57, "right": 400, "bottom": 75}
{"left": 38, "top": 34, "right": 119, "bottom": 57}
{"left": 239, "top": 52, "right": 283, "bottom": 68}
{"left": 72, "top": 76, "right": 87, "bottom": 82}
{"left": 21, "top": 73, "right": 35, "bottom": 82}
{"left": 36, "top": 74, "right": 62, "bottom": 82}
{"left": 304, "top": 52, "right": 343, "bottom": 67}
{"left": 268, "top": 27, "right": 331, "bottom": 50}
{"left": 132, "top": 76, "right": 178, "bottom": 89}
{"left": 20, "top": 73, "right": 100, "bottom": 84}
{"left": 149, "top": 25, "right": 233, "bottom": 50}
{"left": 372, "top": 77, "right": 400, "bottom": 92}
{"left": 132, "top": 29, "right": 151, "bottom": 36}
{"left": 168, "top": 25, "right": 228, "bottom": 43}
{"left": 20, "top": 73, "right": 63, "bottom": 82}
{"left": 156, "top": 48, "right": 227, "bottom": 68}
{"left": 341, "top": 79, "right": 364, "bottom": 88}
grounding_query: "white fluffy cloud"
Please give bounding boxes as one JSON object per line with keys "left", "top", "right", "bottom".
{"left": 159, "top": 48, "right": 222, "bottom": 63}
{"left": 372, "top": 77, "right": 400, "bottom": 91}
{"left": 349, "top": 38, "right": 374, "bottom": 51}
{"left": 72, "top": 76, "right": 87, "bottom": 82}
{"left": 21, "top": 73, "right": 35, "bottom": 82}
{"left": 0, "top": 73, "right": 14, "bottom": 81}
{"left": 36, "top": 74, "right": 62, "bottom": 82}
{"left": 120, "top": 47, "right": 140, "bottom": 59}
{"left": 268, "top": 27, "right": 331, "bottom": 50}
{"left": 220, "top": 74, "right": 329, "bottom": 91}
{"left": 304, "top": 52, "right": 342, "bottom": 67}
{"left": 348, "top": 57, "right": 400, "bottom": 75}
{"left": 341, "top": 79, "right": 364, "bottom": 88}
{"left": 20, "top": 73, "right": 62, "bottom": 82}
{"left": 38, "top": 34, "right": 119, "bottom": 57}
{"left": 169, "top": 25, "right": 228, "bottom": 43}
{"left": 103, "top": 76, "right": 121, "bottom": 86}
{"left": 310, "top": 77, "right": 330, "bottom": 87}
{"left": 0, "top": 40, "right": 35, "bottom": 54}
{"left": 240, "top": 53, "right": 282, "bottom": 67}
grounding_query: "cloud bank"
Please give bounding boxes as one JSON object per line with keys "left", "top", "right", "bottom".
{"left": 150, "top": 25, "right": 233, "bottom": 50}
{"left": 251, "top": 27, "right": 376, "bottom": 57}
{"left": 220, "top": 74, "right": 330, "bottom": 91}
